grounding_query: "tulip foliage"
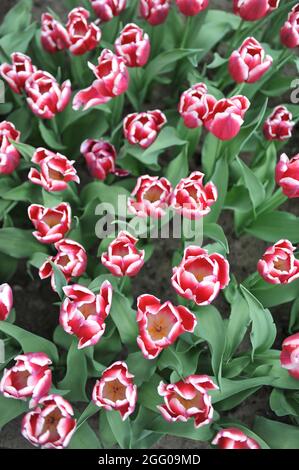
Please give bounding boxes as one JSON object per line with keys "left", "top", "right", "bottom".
{"left": 1, "top": 0, "right": 299, "bottom": 450}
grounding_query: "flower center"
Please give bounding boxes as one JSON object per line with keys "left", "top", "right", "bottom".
{"left": 273, "top": 257, "right": 290, "bottom": 272}
{"left": 147, "top": 310, "right": 176, "bottom": 341}
{"left": 48, "top": 169, "right": 64, "bottom": 181}
{"left": 174, "top": 391, "right": 203, "bottom": 410}
{"left": 103, "top": 379, "right": 126, "bottom": 402}
{"left": 43, "top": 213, "right": 61, "bottom": 228}
{"left": 79, "top": 302, "right": 96, "bottom": 319}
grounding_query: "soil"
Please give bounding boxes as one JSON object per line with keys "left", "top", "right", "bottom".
{"left": 0, "top": 0, "right": 296, "bottom": 450}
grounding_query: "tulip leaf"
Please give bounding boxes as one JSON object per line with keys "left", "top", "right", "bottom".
{"left": 0, "top": 228, "right": 48, "bottom": 258}
{"left": 38, "top": 120, "right": 66, "bottom": 151}
{"left": 224, "top": 291, "right": 251, "bottom": 361}
{"left": 3, "top": 182, "right": 42, "bottom": 204}
{"left": 253, "top": 416, "right": 299, "bottom": 449}
{"left": 58, "top": 340, "right": 88, "bottom": 402}
{"left": 126, "top": 351, "right": 157, "bottom": 386}
{"left": 106, "top": 410, "right": 132, "bottom": 449}
{"left": 165, "top": 145, "right": 188, "bottom": 186}
{"left": 69, "top": 421, "right": 102, "bottom": 449}
{"left": 0, "top": 394, "right": 28, "bottom": 430}
{"left": 246, "top": 211, "right": 299, "bottom": 243}
{"left": 109, "top": 292, "right": 138, "bottom": 347}
{"left": 9, "top": 141, "right": 35, "bottom": 162}
{"left": 236, "top": 157, "right": 266, "bottom": 212}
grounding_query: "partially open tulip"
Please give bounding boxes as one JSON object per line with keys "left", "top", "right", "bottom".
{"left": 39, "top": 239, "right": 87, "bottom": 290}
{"left": 0, "top": 121, "right": 20, "bottom": 175}
{"left": 101, "top": 231, "right": 145, "bottom": 277}
{"left": 0, "top": 283, "right": 13, "bottom": 321}
{"left": 229, "top": 37, "right": 272, "bottom": 84}
{"left": 170, "top": 171, "right": 217, "bottom": 220}
{"left": 92, "top": 361, "right": 137, "bottom": 420}
{"left": 73, "top": 49, "right": 129, "bottom": 110}
{"left": 140, "top": 0, "right": 171, "bottom": 25}
{"left": 281, "top": 333, "right": 299, "bottom": 380}
{"left": 176, "top": 0, "right": 208, "bottom": 16}
{"left": 172, "top": 245, "right": 230, "bottom": 305}
{"left": 28, "top": 148, "right": 79, "bottom": 192}
{"left": 212, "top": 428, "right": 260, "bottom": 449}
{"left": 90, "top": 0, "right": 127, "bottom": 22}
{"left": 124, "top": 110, "right": 167, "bottom": 148}
{"left": 257, "top": 240, "right": 299, "bottom": 285}
{"left": 0, "top": 52, "right": 36, "bottom": 94}
{"left": 233, "top": 0, "right": 280, "bottom": 21}
{"left": 263, "top": 106, "right": 294, "bottom": 141}
{"left": 276, "top": 153, "right": 299, "bottom": 199}
{"left": 178, "top": 83, "right": 216, "bottom": 129}
{"left": 115, "top": 23, "right": 150, "bottom": 67}
{"left": 158, "top": 375, "right": 218, "bottom": 428}
{"left": 66, "top": 7, "right": 101, "bottom": 56}
{"left": 28, "top": 202, "right": 71, "bottom": 244}
{"left": 0, "top": 353, "right": 52, "bottom": 408}
{"left": 205, "top": 95, "right": 250, "bottom": 141}
{"left": 81, "top": 139, "right": 116, "bottom": 180}
{"left": 25, "top": 70, "right": 71, "bottom": 119}
{"left": 41, "top": 13, "right": 70, "bottom": 53}
{"left": 128, "top": 175, "right": 173, "bottom": 218}
{"left": 22, "top": 394, "right": 76, "bottom": 449}
{"left": 280, "top": 4, "right": 299, "bottom": 48}
{"left": 136, "top": 294, "right": 197, "bottom": 359}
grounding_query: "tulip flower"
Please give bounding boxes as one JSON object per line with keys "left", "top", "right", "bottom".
{"left": 212, "top": 428, "right": 260, "bottom": 449}
{"left": 0, "top": 121, "right": 20, "bottom": 175}
{"left": 257, "top": 239, "right": 299, "bottom": 284}
{"left": 28, "top": 202, "right": 71, "bottom": 244}
{"left": 176, "top": 0, "right": 209, "bottom": 17}
{"left": 123, "top": 110, "right": 167, "bottom": 148}
{"left": 0, "top": 283, "right": 13, "bottom": 321}
{"left": 0, "top": 52, "right": 36, "bottom": 94}
{"left": 101, "top": 231, "right": 145, "bottom": 277}
{"left": 41, "top": 13, "right": 70, "bottom": 53}
{"left": 90, "top": 0, "right": 127, "bottom": 22}
{"left": 128, "top": 175, "right": 173, "bottom": 218}
{"left": 280, "top": 4, "right": 299, "bottom": 49}
{"left": 66, "top": 7, "right": 101, "bottom": 56}
{"left": 140, "top": 0, "right": 171, "bottom": 26}
{"left": 263, "top": 106, "right": 294, "bottom": 141}
{"left": 115, "top": 23, "right": 150, "bottom": 67}
{"left": 281, "top": 333, "right": 299, "bottom": 380}
{"left": 276, "top": 153, "right": 299, "bottom": 199}
{"left": 81, "top": 139, "right": 117, "bottom": 180}
{"left": 229, "top": 37, "right": 272, "bottom": 84}
{"left": 178, "top": 83, "right": 217, "bottom": 129}
{"left": 233, "top": 0, "right": 280, "bottom": 22}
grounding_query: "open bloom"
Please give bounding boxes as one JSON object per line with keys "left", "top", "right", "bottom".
{"left": 66, "top": 7, "right": 101, "bottom": 56}
{"left": 101, "top": 231, "right": 145, "bottom": 277}
{"left": 81, "top": 139, "right": 116, "bottom": 180}
{"left": 115, "top": 23, "right": 150, "bottom": 67}
{"left": 25, "top": 70, "right": 71, "bottom": 119}
{"left": 170, "top": 171, "right": 217, "bottom": 220}
{"left": 212, "top": 428, "right": 260, "bottom": 449}
{"left": 140, "top": 0, "right": 171, "bottom": 25}
{"left": 257, "top": 240, "right": 299, "bottom": 284}
{"left": 205, "top": 95, "right": 250, "bottom": 141}
{"left": 90, "top": 0, "right": 127, "bottom": 22}
{"left": 136, "top": 294, "right": 197, "bottom": 359}
{"left": 28, "top": 148, "right": 79, "bottom": 192}
{"left": 172, "top": 246, "right": 230, "bottom": 305}
{"left": 263, "top": 106, "right": 294, "bottom": 141}
{"left": 281, "top": 333, "right": 299, "bottom": 380}
{"left": 0, "top": 121, "right": 20, "bottom": 175}
{"left": 229, "top": 37, "right": 272, "bottom": 84}
{"left": 158, "top": 375, "right": 218, "bottom": 428}
{"left": 73, "top": 49, "right": 129, "bottom": 111}
{"left": 0, "top": 352, "right": 52, "bottom": 408}
{"left": 92, "top": 362, "right": 137, "bottom": 420}
{"left": 276, "top": 153, "right": 299, "bottom": 199}
{"left": 28, "top": 202, "right": 71, "bottom": 244}
{"left": 124, "top": 110, "right": 167, "bottom": 148}
{"left": 60, "top": 282, "right": 112, "bottom": 349}
{"left": 0, "top": 52, "right": 36, "bottom": 94}
{"left": 178, "top": 83, "right": 216, "bottom": 129}
{"left": 22, "top": 394, "right": 76, "bottom": 449}
{"left": 176, "top": 0, "right": 208, "bottom": 16}
{"left": 128, "top": 175, "right": 173, "bottom": 218}
{"left": 280, "top": 4, "right": 299, "bottom": 48}
{"left": 0, "top": 283, "right": 13, "bottom": 321}
{"left": 233, "top": 0, "right": 280, "bottom": 21}
{"left": 39, "top": 239, "right": 87, "bottom": 290}
{"left": 41, "top": 13, "right": 70, "bottom": 53}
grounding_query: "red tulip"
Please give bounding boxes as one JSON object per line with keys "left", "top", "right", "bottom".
{"left": 66, "top": 7, "right": 101, "bottom": 56}
{"left": 176, "top": 0, "right": 208, "bottom": 17}
{"left": 178, "top": 83, "right": 216, "bottom": 129}
{"left": 0, "top": 52, "right": 36, "bottom": 94}
{"left": 115, "top": 23, "right": 150, "bottom": 67}
{"left": 90, "top": 0, "right": 127, "bottom": 22}
{"left": 276, "top": 153, "right": 299, "bottom": 199}
{"left": 81, "top": 139, "right": 116, "bottom": 180}
{"left": 0, "top": 121, "right": 20, "bottom": 175}
{"left": 0, "top": 283, "right": 13, "bottom": 321}
{"left": 229, "top": 37, "right": 272, "bottom": 84}
{"left": 281, "top": 333, "right": 299, "bottom": 380}
{"left": 41, "top": 13, "right": 70, "bottom": 53}
{"left": 233, "top": 0, "right": 280, "bottom": 21}
{"left": 257, "top": 240, "right": 299, "bottom": 285}
{"left": 281, "top": 4, "right": 299, "bottom": 49}
{"left": 128, "top": 175, "right": 173, "bottom": 218}
{"left": 28, "top": 202, "right": 71, "bottom": 244}
{"left": 263, "top": 106, "right": 294, "bottom": 141}
{"left": 101, "top": 231, "right": 145, "bottom": 277}
{"left": 140, "top": 0, "right": 171, "bottom": 26}
{"left": 212, "top": 428, "right": 260, "bottom": 449}
{"left": 124, "top": 110, "right": 167, "bottom": 148}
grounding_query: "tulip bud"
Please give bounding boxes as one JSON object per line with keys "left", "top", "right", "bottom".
{"left": 115, "top": 23, "right": 150, "bottom": 67}
{"left": 81, "top": 139, "right": 116, "bottom": 180}
{"left": 257, "top": 240, "right": 299, "bottom": 285}
{"left": 66, "top": 7, "right": 101, "bottom": 56}
{"left": 280, "top": 4, "right": 299, "bottom": 49}
{"left": 140, "top": 0, "right": 171, "bottom": 26}
{"left": 276, "top": 153, "right": 299, "bottom": 199}
{"left": 28, "top": 202, "right": 72, "bottom": 244}
{"left": 124, "top": 110, "right": 167, "bottom": 148}
{"left": 233, "top": 0, "right": 280, "bottom": 22}
{"left": 0, "top": 121, "right": 20, "bottom": 175}
{"left": 229, "top": 37, "right": 272, "bottom": 84}
{"left": 0, "top": 52, "right": 36, "bottom": 94}
{"left": 90, "top": 0, "right": 127, "bottom": 22}
{"left": 41, "top": 13, "right": 70, "bottom": 53}
{"left": 0, "top": 283, "right": 13, "bottom": 321}
{"left": 263, "top": 106, "right": 294, "bottom": 141}
{"left": 176, "top": 0, "right": 208, "bottom": 17}
{"left": 212, "top": 428, "right": 260, "bottom": 449}
{"left": 281, "top": 333, "right": 299, "bottom": 380}
{"left": 101, "top": 231, "right": 145, "bottom": 277}
{"left": 178, "top": 83, "right": 216, "bottom": 129}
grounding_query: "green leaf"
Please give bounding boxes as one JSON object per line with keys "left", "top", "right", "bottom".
{"left": 211, "top": 376, "right": 274, "bottom": 404}
{"left": 58, "top": 340, "right": 88, "bottom": 402}
{"left": 236, "top": 157, "right": 266, "bottom": 212}
{"left": 3, "top": 182, "right": 41, "bottom": 204}
{"left": 0, "top": 22, "right": 36, "bottom": 57}
{"left": 106, "top": 410, "right": 132, "bottom": 449}
{"left": 0, "top": 252, "right": 18, "bottom": 281}
{"left": 146, "top": 415, "right": 213, "bottom": 441}
{"left": 81, "top": 181, "right": 130, "bottom": 216}
{"left": 126, "top": 351, "right": 157, "bottom": 386}
{"left": 224, "top": 291, "right": 250, "bottom": 361}
{"left": 0, "top": 394, "right": 28, "bottom": 430}
{"left": 0, "top": 228, "right": 48, "bottom": 258}
{"left": 204, "top": 222, "right": 229, "bottom": 253}
{"left": 165, "top": 146, "right": 188, "bottom": 186}
{"left": 253, "top": 416, "right": 299, "bottom": 449}
{"left": 205, "top": 156, "right": 229, "bottom": 224}
{"left": 246, "top": 211, "right": 299, "bottom": 243}
{"left": 38, "top": 120, "right": 66, "bottom": 151}
{"left": 69, "top": 421, "right": 101, "bottom": 449}
{"left": 9, "top": 141, "right": 35, "bottom": 162}
{"left": 251, "top": 277, "right": 299, "bottom": 309}
{"left": 109, "top": 292, "right": 138, "bottom": 347}
{"left": 49, "top": 262, "right": 67, "bottom": 300}
{"left": 0, "top": 0, "right": 32, "bottom": 36}
{"left": 77, "top": 402, "right": 99, "bottom": 429}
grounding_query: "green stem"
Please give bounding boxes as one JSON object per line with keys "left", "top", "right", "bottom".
{"left": 180, "top": 17, "right": 192, "bottom": 49}
{"left": 118, "top": 276, "right": 126, "bottom": 293}
{"left": 230, "top": 82, "right": 245, "bottom": 97}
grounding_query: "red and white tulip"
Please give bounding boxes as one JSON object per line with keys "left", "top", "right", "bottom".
{"left": 41, "top": 13, "right": 70, "bottom": 54}
{"left": 280, "top": 4, "right": 299, "bottom": 48}
{"left": 101, "top": 231, "right": 145, "bottom": 277}
{"left": 212, "top": 428, "right": 260, "bottom": 449}
{"left": 66, "top": 7, "right": 101, "bottom": 56}
{"left": 28, "top": 202, "right": 71, "bottom": 244}
{"left": 0, "top": 121, "right": 20, "bottom": 175}
{"left": 0, "top": 283, "right": 13, "bottom": 321}
{"left": 178, "top": 83, "right": 216, "bottom": 129}
{"left": 233, "top": 0, "right": 280, "bottom": 21}
{"left": 263, "top": 106, "right": 294, "bottom": 141}
{"left": 115, "top": 23, "right": 150, "bottom": 67}
{"left": 0, "top": 52, "right": 36, "bottom": 94}
{"left": 229, "top": 37, "right": 272, "bottom": 84}
{"left": 124, "top": 110, "right": 167, "bottom": 149}
{"left": 176, "top": 0, "right": 208, "bottom": 17}
{"left": 128, "top": 175, "right": 173, "bottom": 218}
{"left": 257, "top": 239, "right": 299, "bottom": 285}
{"left": 90, "top": 0, "right": 127, "bottom": 22}
{"left": 140, "top": 0, "right": 171, "bottom": 26}
{"left": 281, "top": 333, "right": 299, "bottom": 380}
{"left": 276, "top": 153, "right": 299, "bottom": 199}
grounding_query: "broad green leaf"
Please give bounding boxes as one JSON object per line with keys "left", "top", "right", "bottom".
{"left": 205, "top": 156, "right": 229, "bottom": 224}
{"left": 224, "top": 291, "right": 250, "bottom": 361}
{"left": 69, "top": 421, "right": 101, "bottom": 449}
{"left": 0, "top": 0, "right": 32, "bottom": 36}
{"left": 236, "top": 157, "right": 266, "bottom": 212}
{"left": 165, "top": 146, "right": 188, "bottom": 186}
{"left": 246, "top": 211, "right": 299, "bottom": 243}
{"left": 106, "top": 410, "right": 132, "bottom": 449}
{"left": 38, "top": 120, "right": 66, "bottom": 151}
{"left": 0, "top": 228, "right": 48, "bottom": 258}
{"left": 0, "top": 22, "right": 36, "bottom": 57}
{"left": 0, "top": 394, "right": 28, "bottom": 430}
{"left": 10, "top": 141, "right": 35, "bottom": 162}
{"left": 126, "top": 351, "right": 157, "bottom": 386}
{"left": 58, "top": 340, "right": 88, "bottom": 402}
{"left": 109, "top": 292, "right": 138, "bottom": 347}
{"left": 3, "top": 182, "right": 41, "bottom": 204}
{"left": 204, "top": 222, "right": 229, "bottom": 253}
{"left": 253, "top": 416, "right": 299, "bottom": 449}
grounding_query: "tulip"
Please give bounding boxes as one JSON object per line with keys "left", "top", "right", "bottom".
{"left": 205, "top": 95, "right": 250, "bottom": 141}
{"left": 90, "top": 0, "right": 127, "bottom": 22}
{"left": 81, "top": 139, "right": 116, "bottom": 180}
{"left": 281, "top": 333, "right": 299, "bottom": 380}
{"left": 25, "top": 70, "right": 71, "bottom": 119}
{"left": 140, "top": 0, "right": 171, "bottom": 26}
{"left": 28, "top": 148, "right": 79, "bottom": 192}
{"left": 92, "top": 361, "right": 137, "bottom": 420}
{"left": 229, "top": 37, "right": 272, "bottom": 84}
{"left": 22, "top": 394, "right": 76, "bottom": 449}
{"left": 124, "top": 110, "right": 167, "bottom": 148}
{"left": 136, "top": 294, "right": 197, "bottom": 359}
{"left": 28, "top": 202, "right": 71, "bottom": 244}
{"left": 170, "top": 171, "right": 217, "bottom": 220}
{"left": 0, "top": 52, "right": 36, "bottom": 94}
{"left": 101, "top": 231, "right": 145, "bottom": 277}
{"left": 0, "top": 352, "right": 52, "bottom": 408}
{"left": 66, "top": 7, "right": 101, "bottom": 56}
{"left": 41, "top": 13, "right": 70, "bottom": 53}
{"left": 60, "top": 282, "right": 113, "bottom": 349}
{"left": 263, "top": 106, "right": 294, "bottom": 141}
{"left": 115, "top": 23, "right": 150, "bottom": 67}
{"left": 281, "top": 4, "right": 299, "bottom": 49}
{"left": 128, "top": 175, "right": 173, "bottom": 218}
{"left": 158, "top": 375, "right": 218, "bottom": 428}
{"left": 178, "top": 83, "right": 216, "bottom": 129}
{"left": 257, "top": 239, "right": 299, "bottom": 284}
{"left": 212, "top": 428, "right": 260, "bottom": 449}
{"left": 233, "top": 0, "right": 280, "bottom": 22}
{"left": 0, "top": 121, "right": 20, "bottom": 175}
{"left": 176, "top": 0, "right": 209, "bottom": 17}
{"left": 171, "top": 245, "right": 230, "bottom": 305}
{"left": 0, "top": 283, "right": 13, "bottom": 321}
{"left": 73, "top": 49, "right": 129, "bottom": 111}
{"left": 276, "top": 153, "right": 299, "bottom": 199}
